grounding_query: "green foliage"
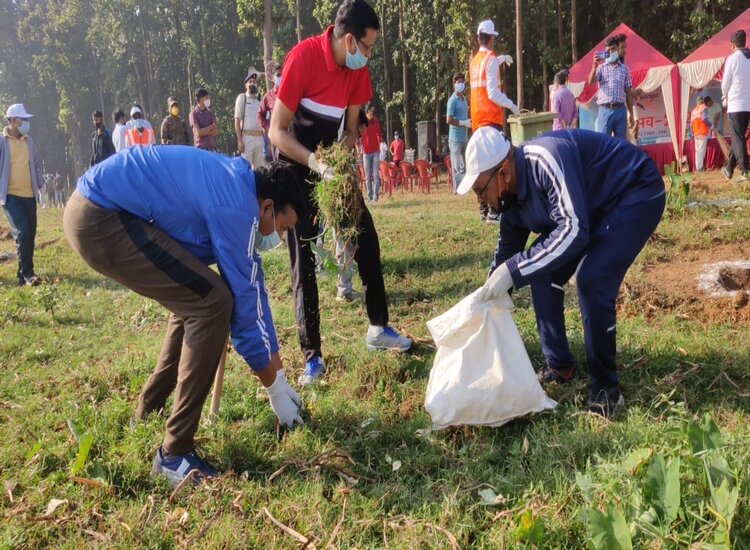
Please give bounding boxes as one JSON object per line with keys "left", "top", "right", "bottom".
{"left": 642, "top": 454, "right": 680, "bottom": 526}
{"left": 34, "top": 281, "right": 59, "bottom": 320}
{"left": 578, "top": 412, "right": 743, "bottom": 547}
{"left": 587, "top": 503, "right": 633, "bottom": 550}
{"left": 514, "top": 509, "right": 546, "bottom": 545}
{"left": 687, "top": 413, "right": 725, "bottom": 454}
{"left": 665, "top": 162, "right": 692, "bottom": 214}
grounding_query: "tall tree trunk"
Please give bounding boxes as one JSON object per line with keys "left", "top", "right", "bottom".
{"left": 434, "top": 12, "right": 441, "bottom": 158}
{"left": 557, "top": 0, "right": 564, "bottom": 57}
{"left": 138, "top": 4, "right": 154, "bottom": 115}
{"left": 263, "top": 0, "right": 273, "bottom": 89}
{"left": 398, "top": 0, "right": 411, "bottom": 148}
{"left": 542, "top": 2, "right": 549, "bottom": 111}
{"left": 571, "top": 0, "right": 578, "bottom": 63}
{"left": 296, "top": 0, "right": 302, "bottom": 42}
{"left": 515, "top": 0, "right": 524, "bottom": 110}
{"left": 381, "top": 0, "right": 392, "bottom": 141}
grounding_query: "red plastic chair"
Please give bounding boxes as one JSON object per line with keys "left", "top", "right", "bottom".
{"left": 414, "top": 159, "right": 437, "bottom": 193}
{"left": 379, "top": 161, "right": 394, "bottom": 197}
{"left": 387, "top": 162, "right": 403, "bottom": 192}
{"left": 443, "top": 156, "right": 453, "bottom": 191}
{"left": 400, "top": 161, "right": 418, "bottom": 191}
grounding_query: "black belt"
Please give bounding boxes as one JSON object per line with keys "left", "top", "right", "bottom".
{"left": 600, "top": 102, "right": 624, "bottom": 109}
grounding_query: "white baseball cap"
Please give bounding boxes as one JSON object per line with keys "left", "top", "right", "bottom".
{"left": 130, "top": 105, "right": 143, "bottom": 117}
{"left": 457, "top": 126, "right": 512, "bottom": 195}
{"left": 6, "top": 104, "right": 33, "bottom": 119}
{"left": 477, "top": 20, "right": 499, "bottom": 37}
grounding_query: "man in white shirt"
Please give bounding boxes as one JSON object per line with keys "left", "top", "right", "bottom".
{"left": 721, "top": 30, "right": 750, "bottom": 184}
{"left": 112, "top": 110, "right": 128, "bottom": 153}
{"left": 234, "top": 67, "right": 266, "bottom": 168}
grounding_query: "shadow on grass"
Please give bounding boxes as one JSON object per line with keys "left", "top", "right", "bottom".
{"left": 383, "top": 250, "right": 489, "bottom": 279}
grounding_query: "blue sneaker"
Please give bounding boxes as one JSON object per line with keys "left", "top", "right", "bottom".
{"left": 366, "top": 326, "right": 412, "bottom": 352}
{"left": 298, "top": 357, "right": 326, "bottom": 387}
{"left": 151, "top": 446, "right": 217, "bottom": 486}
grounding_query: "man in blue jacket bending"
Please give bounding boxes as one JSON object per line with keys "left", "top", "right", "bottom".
{"left": 64, "top": 146, "right": 306, "bottom": 484}
{"left": 458, "top": 127, "right": 665, "bottom": 418}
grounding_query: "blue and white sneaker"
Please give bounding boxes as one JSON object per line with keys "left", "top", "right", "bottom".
{"left": 298, "top": 357, "right": 326, "bottom": 387}
{"left": 366, "top": 326, "right": 412, "bottom": 352}
{"left": 151, "top": 446, "right": 217, "bottom": 486}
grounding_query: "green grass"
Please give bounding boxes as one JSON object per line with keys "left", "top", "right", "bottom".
{"left": 1, "top": 180, "right": 750, "bottom": 548}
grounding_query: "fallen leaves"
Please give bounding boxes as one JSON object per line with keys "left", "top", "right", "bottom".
{"left": 44, "top": 498, "right": 69, "bottom": 516}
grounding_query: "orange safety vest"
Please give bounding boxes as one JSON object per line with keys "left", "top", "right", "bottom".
{"left": 125, "top": 127, "right": 155, "bottom": 146}
{"left": 469, "top": 49, "right": 506, "bottom": 131}
{"left": 690, "top": 104, "right": 710, "bottom": 138}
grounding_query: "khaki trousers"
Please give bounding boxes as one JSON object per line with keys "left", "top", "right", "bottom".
{"left": 63, "top": 191, "right": 232, "bottom": 455}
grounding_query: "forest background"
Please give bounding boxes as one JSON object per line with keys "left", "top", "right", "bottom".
{"left": 1, "top": 0, "right": 747, "bottom": 181}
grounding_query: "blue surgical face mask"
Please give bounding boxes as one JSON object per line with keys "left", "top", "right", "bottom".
{"left": 255, "top": 210, "right": 283, "bottom": 252}
{"left": 133, "top": 118, "right": 145, "bottom": 130}
{"left": 455, "top": 82, "right": 465, "bottom": 93}
{"left": 345, "top": 38, "right": 368, "bottom": 70}
{"left": 607, "top": 51, "right": 620, "bottom": 64}
{"left": 19, "top": 121, "right": 30, "bottom": 135}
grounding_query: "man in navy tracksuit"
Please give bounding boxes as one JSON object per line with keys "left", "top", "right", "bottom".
{"left": 458, "top": 127, "right": 665, "bottom": 417}
{"left": 64, "top": 146, "right": 307, "bottom": 484}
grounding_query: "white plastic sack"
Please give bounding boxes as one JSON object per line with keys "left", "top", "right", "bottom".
{"left": 425, "top": 288, "right": 556, "bottom": 430}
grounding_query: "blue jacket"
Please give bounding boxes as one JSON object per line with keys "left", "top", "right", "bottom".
{"left": 0, "top": 132, "right": 45, "bottom": 206}
{"left": 78, "top": 146, "right": 278, "bottom": 371}
{"left": 492, "top": 130, "right": 665, "bottom": 288}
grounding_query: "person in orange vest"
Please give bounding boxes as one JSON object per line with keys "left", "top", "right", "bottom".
{"left": 125, "top": 104, "right": 156, "bottom": 147}
{"left": 469, "top": 19, "right": 519, "bottom": 224}
{"left": 690, "top": 93, "right": 713, "bottom": 172}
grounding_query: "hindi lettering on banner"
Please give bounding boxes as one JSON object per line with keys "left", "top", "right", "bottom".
{"left": 633, "top": 89, "right": 671, "bottom": 145}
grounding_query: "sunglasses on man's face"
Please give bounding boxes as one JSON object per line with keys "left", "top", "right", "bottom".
{"left": 475, "top": 166, "right": 501, "bottom": 198}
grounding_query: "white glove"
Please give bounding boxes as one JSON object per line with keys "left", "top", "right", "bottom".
{"left": 307, "top": 152, "right": 335, "bottom": 181}
{"left": 459, "top": 119, "right": 472, "bottom": 128}
{"left": 265, "top": 370, "right": 304, "bottom": 429}
{"left": 479, "top": 263, "right": 514, "bottom": 303}
{"left": 510, "top": 103, "right": 521, "bottom": 116}
{"left": 497, "top": 54, "right": 514, "bottom": 66}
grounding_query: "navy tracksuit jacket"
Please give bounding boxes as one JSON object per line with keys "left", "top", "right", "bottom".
{"left": 490, "top": 130, "right": 665, "bottom": 391}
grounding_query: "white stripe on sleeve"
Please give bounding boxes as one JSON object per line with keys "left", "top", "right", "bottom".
{"left": 517, "top": 145, "right": 580, "bottom": 276}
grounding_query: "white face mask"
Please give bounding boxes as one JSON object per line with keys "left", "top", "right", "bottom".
{"left": 255, "top": 209, "right": 283, "bottom": 252}
{"left": 204, "top": 98, "right": 211, "bottom": 108}
{"left": 274, "top": 76, "right": 282, "bottom": 87}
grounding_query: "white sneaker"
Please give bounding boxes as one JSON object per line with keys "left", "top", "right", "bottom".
{"left": 366, "top": 325, "right": 412, "bottom": 352}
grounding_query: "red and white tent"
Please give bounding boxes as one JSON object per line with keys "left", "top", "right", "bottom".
{"left": 677, "top": 7, "right": 750, "bottom": 155}
{"left": 567, "top": 24, "right": 681, "bottom": 168}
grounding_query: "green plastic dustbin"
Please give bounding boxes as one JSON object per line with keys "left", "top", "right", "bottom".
{"left": 506, "top": 112, "right": 557, "bottom": 145}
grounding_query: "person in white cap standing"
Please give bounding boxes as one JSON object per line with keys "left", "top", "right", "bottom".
{"left": 0, "top": 103, "right": 45, "bottom": 286}
{"left": 234, "top": 67, "right": 266, "bottom": 168}
{"left": 125, "top": 104, "right": 155, "bottom": 147}
{"left": 458, "top": 126, "right": 665, "bottom": 418}
{"left": 469, "top": 19, "right": 518, "bottom": 224}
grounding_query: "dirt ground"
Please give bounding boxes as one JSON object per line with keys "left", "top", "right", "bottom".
{"left": 620, "top": 170, "right": 750, "bottom": 323}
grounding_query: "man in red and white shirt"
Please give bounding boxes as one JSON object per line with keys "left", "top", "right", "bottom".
{"left": 269, "top": 0, "right": 412, "bottom": 386}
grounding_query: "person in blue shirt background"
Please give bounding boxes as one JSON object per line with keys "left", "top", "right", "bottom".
{"left": 64, "top": 146, "right": 307, "bottom": 485}
{"left": 446, "top": 73, "right": 471, "bottom": 193}
{"left": 458, "top": 127, "right": 665, "bottom": 418}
